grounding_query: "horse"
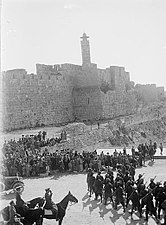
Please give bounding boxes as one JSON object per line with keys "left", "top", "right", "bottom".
{"left": 27, "top": 197, "right": 45, "bottom": 208}
{"left": 0, "top": 205, "right": 43, "bottom": 225}
{"left": 15, "top": 206, "right": 43, "bottom": 225}
{"left": 42, "top": 191, "right": 78, "bottom": 225}
{"left": 0, "top": 196, "right": 45, "bottom": 225}
{"left": 14, "top": 197, "right": 45, "bottom": 224}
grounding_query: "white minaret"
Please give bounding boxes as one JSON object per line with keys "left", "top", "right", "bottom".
{"left": 80, "top": 33, "right": 91, "bottom": 66}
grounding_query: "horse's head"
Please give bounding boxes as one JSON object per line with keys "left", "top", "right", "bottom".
{"left": 68, "top": 191, "right": 78, "bottom": 204}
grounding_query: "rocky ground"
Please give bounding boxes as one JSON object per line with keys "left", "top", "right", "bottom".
{"left": 2, "top": 101, "right": 166, "bottom": 153}
{"left": 1, "top": 159, "right": 166, "bottom": 225}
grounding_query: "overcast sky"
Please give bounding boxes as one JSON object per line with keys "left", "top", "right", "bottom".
{"left": 1, "top": 0, "right": 166, "bottom": 89}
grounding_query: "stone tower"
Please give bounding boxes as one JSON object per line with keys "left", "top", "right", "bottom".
{"left": 80, "top": 33, "right": 91, "bottom": 66}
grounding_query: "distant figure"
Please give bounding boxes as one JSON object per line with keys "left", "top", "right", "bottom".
{"left": 131, "top": 146, "right": 135, "bottom": 156}
{"left": 123, "top": 147, "right": 126, "bottom": 155}
{"left": 159, "top": 143, "right": 163, "bottom": 155}
{"left": 97, "top": 122, "right": 100, "bottom": 129}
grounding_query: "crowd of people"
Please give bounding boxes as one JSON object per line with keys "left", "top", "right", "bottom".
{"left": 1, "top": 129, "right": 166, "bottom": 224}
{"left": 87, "top": 167, "right": 166, "bottom": 224}
{"left": 1, "top": 130, "right": 164, "bottom": 178}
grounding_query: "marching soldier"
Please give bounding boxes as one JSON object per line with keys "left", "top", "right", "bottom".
{"left": 94, "top": 174, "right": 103, "bottom": 202}
{"left": 114, "top": 182, "right": 126, "bottom": 212}
{"left": 149, "top": 178, "right": 156, "bottom": 189}
{"left": 144, "top": 188, "right": 159, "bottom": 223}
{"left": 103, "top": 178, "right": 114, "bottom": 206}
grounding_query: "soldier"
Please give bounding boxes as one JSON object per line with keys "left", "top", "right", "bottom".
{"left": 125, "top": 179, "right": 134, "bottom": 207}
{"left": 103, "top": 178, "right": 114, "bottom": 206}
{"left": 139, "top": 184, "right": 148, "bottom": 218}
{"left": 114, "top": 173, "right": 124, "bottom": 188}
{"left": 159, "top": 143, "right": 163, "bottom": 155}
{"left": 144, "top": 188, "right": 159, "bottom": 223}
{"left": 114, "top": 182, "right": 126, "bottom": 212}
{"left": 88, "top": 171, "right": 95, "bottom": 197}
{"left": 156, "top": 187, "right": 166, "bottom": 219}
{"left": 8, "top": 201, "right": 24, "bottom": 225}
{"left": 161, "top": 199, "right": 166, "bottom": 225}
{"left": 149, "top": 140, "right": 155, "bottom": 162}
{"left": 164, "top": 181, "right": 166, "bottom": 193}
{"left": 94, "top": 175, "right": 103, "bottom": 202}
{"left": 44, "top": 188, "right": 54, "bottom": 209}
{"left": 129, "top": 187, "right": 141, "bottom": 219}
{"left": 15, "top": 187, "right": 29, "bottom": 212}
{"left": 86, "top": 168, "right": 93, "bottom": 191}
{"left": 129, "top": 165, "right": 135, "bottom": 181}
{"left": 154, "top": 182, "right": 163, "bottom": 208}
{"left": 124, "top": 171, "right": 131, "bottom": 185}
{"left": 131, "top": 146, "right": 135, "bottom": 156}
{"left": 149, "top": 178, "right": 156, "bottom": 189}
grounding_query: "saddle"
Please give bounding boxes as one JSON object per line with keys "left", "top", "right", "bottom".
{"left": 43, "top": 204, "right": 58, "bottom": 220}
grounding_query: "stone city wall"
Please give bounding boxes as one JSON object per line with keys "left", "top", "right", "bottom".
{"left": 135, "top": 84, "right": 164, "bottom": 103}
{"left": 2, "top": 63, "right": 165, "bottom": 131}
{"left": 3, "top": 67, "right": 74, "bottom": 131}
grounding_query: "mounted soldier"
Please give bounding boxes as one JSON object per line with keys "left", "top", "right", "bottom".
{"left": 15, "top": 187, "right": 29, "bottom": 212}
{"left": 8, "top": 201, "right": 24, "bottom": 225}
{"left": 44, "top": 188, "right": 56, "bottom": 209}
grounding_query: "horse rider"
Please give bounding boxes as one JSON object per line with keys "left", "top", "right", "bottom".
{"left": 15, "top": 187, "right": 29, "bottom": 212}
{"left": 8, "top": 200, "right": 24, "bottom": 225}
{"left": 44, "top": 188, "right": 56, "bottom": 209}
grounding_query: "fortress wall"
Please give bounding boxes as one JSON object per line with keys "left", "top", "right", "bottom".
{"left": 157, "top": 87, "right": 165, "bottom": 99}
{"left": 98, "top": 66, "right": 137, "bottom": 118}
{"left": 2, "top": 63, "right": 164, "bottom": 131}
{"left": 98, "top": 66, "right": 136, "bottom": 119}
{"left": 101, "top": 89, "right": 137, "bottom": 119}
{"left": 109, "top": 66, "right": 130, "bottom": 92}
{"left": 3, "top": 67, "right": 74, "bottom": 131}
{"left": 135, "top": 84, "right": 163, "bottom": 103}
{"left": 72, "top": 86, "right": 103, "bottom": 121}
{"left": 72, "top": 64, "right": 99, "bottom": 88}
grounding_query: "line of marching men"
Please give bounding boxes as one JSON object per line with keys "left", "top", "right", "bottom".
{"left": 87, "top": 165, "right": 166, "bottom": 224}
